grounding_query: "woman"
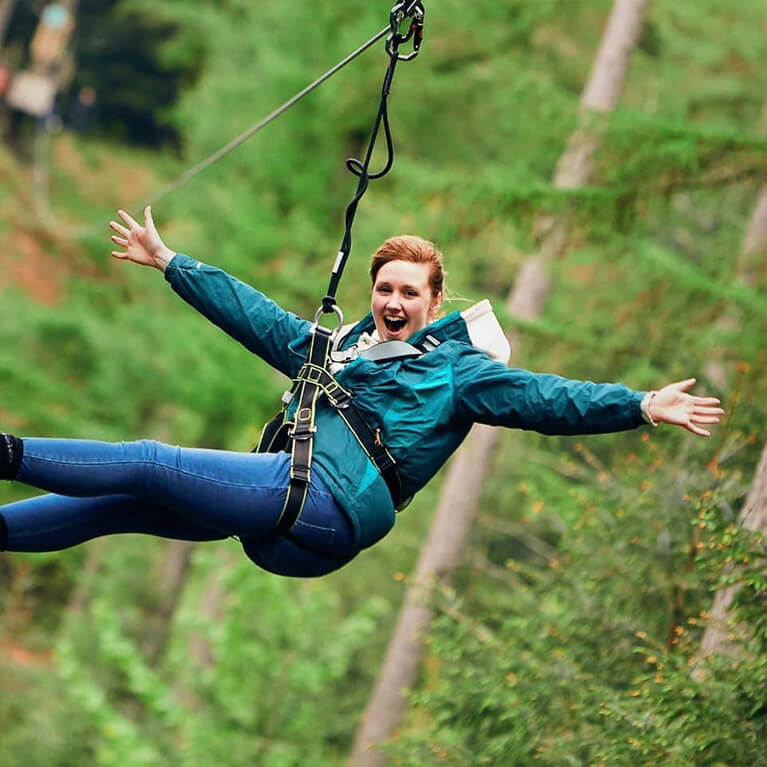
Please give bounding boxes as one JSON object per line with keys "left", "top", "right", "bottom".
{"left": 0, "top": 207, "right": 724, "bottom": 576}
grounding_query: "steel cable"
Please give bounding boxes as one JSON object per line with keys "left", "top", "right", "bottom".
{"left": 30, "top": 23, "right": 391, "bottom": 239}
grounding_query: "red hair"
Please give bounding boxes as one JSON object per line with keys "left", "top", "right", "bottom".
{"left": 369, "top": 235, "right": 445, "bottom": 298}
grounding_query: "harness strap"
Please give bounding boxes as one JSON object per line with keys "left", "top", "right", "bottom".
{"left": 273, "top": 327, "right": 333, "bottom": 535}
{"left": 291, "top": 362, "right": 406, "bottom": 508}
{"left": 252, "top": 2, "right": 427, "bottom": 534}
{"left": 257, "top": 325, "right": 421, "bottom": 533}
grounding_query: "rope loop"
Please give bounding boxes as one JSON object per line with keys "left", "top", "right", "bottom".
{"left": 321, "top": 295, "right": 338, "bottom": 314}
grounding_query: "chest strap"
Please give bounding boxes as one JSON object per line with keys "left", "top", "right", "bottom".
{"left": 330, "top": 338, "right": 423, "bottom": 366}
{"left": 255, "top": 327, "right": 409, "bottom": 536}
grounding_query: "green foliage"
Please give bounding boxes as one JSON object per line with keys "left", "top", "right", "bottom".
{"left": 2, "top": 0, "right": 767, "bottom": 764}
{"left": 387, "top": 444, "right": 767, "bottom": 766}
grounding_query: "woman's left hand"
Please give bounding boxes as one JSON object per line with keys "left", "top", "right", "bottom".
{"left": 649, "top": 378, "right": 724, "bottom": 437}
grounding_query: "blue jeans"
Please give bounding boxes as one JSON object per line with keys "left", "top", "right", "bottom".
{"left": 1, "top": 438, "right": 359, "bottom": 577}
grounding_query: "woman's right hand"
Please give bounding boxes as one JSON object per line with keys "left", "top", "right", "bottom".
{"left": 109, "top": 206, "right": 176, "bottom": 271}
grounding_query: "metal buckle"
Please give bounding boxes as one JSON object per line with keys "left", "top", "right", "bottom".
{"left": 288, "top": 425, "right": 316, "bottom": 440}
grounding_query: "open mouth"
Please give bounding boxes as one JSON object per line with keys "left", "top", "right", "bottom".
{"left": 383, "top": 317, "right": 407, "bottom": 334}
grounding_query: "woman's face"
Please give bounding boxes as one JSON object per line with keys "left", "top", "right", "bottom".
{"left": 371, "top": 259, "right": 441, "bottom": 342}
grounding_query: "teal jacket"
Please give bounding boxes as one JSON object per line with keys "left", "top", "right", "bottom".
{"left": 165, "top": 254, "right": 647, "bottom": 550}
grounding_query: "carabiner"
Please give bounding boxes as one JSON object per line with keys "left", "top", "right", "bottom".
{"left": 387, "top": 0, "right": 425, "bottom": 61}
{"left": 313, "top": 302, "right": 345, "bottom": 337}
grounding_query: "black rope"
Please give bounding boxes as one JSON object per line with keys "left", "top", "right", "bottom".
{"left": 322, "top": 1, "right": 425, "bottom": 314}
{"left": 322, "top": 57, "right": 399, "bottom": 313}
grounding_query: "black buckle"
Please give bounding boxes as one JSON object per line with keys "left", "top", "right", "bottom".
{"left": 289, "top": 407, "right": 317, "bottom": 440}
{"left": 290, "top": 463, "right": 311, "bottom": 483}
{"left": 325, "top": 381, "right": 351, "bottom": 408}
{"left": 288, "top": 428, "right": 316, "bottom": 441}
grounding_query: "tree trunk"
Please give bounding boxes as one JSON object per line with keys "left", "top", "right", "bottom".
{"left": 140, "top": 413, "right": 224, "bottom": 666}
{"left": 348, "top": 2, "right": 650, "bottom": 764}
{"left": 65, "top": 538, "right": 106, "bottom": 616}
{"left": 694, "top": 442, "right": 767, "bottom": 672}
{"left": 188, "top": 562, "right": 228, "bottom": 668}
{"left": 144, "top": 539, "right": 197, "bottom": 666}
{"left": 703, "top": 185, "right": 767, "bottom": 389}
{"left": 692, "top": 130, "right": 767, "bottom": 673}
{"left": 739, "top": 187, "right": 767, "bottom": 283}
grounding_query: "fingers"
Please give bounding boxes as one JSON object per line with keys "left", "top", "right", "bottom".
{"left": 111, "top": 235, "right": 128, "bottom": 247}
{"left": 693, "top": 396, "right": 721, "bottom": 406}
{"left": 117, "top": 209, "right": 140, "bottom": 230}
{"left": 675, "top": 377, "right": 697, "bottom": 392}
{"left": 109, "top": 220, "right": 130, "bottom": 238}
{"left": 691, "top": 415, "right": 720, "bottom": 424}
{"left": 687, "top": 423, "right": 711, "bottom": 438}
{"left": 689, "top": 402, "right": 724, "bottom": 428}
{"left": 684, "top": 416, "right": 711, "bottom": 437}
{"left": 144, "top": 205, "right": 156, "bottom": 232}
{"left": 694, "top": 406, "right": 724, "bottom": 416}
{"left": 111, "top": 250, "right": 127, "bottom": 260}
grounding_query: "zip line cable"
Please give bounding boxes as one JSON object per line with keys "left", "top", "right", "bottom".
{"left": 145, "top": 23, "right": 393, "bottom": 208}
{"left": 30, "top": 21, "right": 396, "bottom": 239}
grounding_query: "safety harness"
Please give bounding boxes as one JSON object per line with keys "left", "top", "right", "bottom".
{"left": 255, "top": 1, "right": 426, "bottom": 535}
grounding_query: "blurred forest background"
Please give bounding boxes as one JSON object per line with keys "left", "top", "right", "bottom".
{"left": 1, "top": 0, "right": 766, "bottom": 765}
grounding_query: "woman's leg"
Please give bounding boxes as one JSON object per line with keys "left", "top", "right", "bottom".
{"left": 2, "top": 492, "right": 227, "bottom": 552}
{"left": 10, "top": 438, "right": 291, "bottom": 540}
{"left": 0, "top": 436, "right": 360, "bottom": 575}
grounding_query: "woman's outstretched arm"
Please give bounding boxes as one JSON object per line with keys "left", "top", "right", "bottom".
{"left": 109, "top": 207, "right": 311, "bottom": 377}
{"left": 453, "top": 347, "right": 723, "bottom": 437}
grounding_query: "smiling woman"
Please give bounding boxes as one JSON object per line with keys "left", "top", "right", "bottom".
{"left": 370, "top": 235, "right": 445, "bottom": 342}
{"left": 0, "top": 208, "right": 724, "bottom": 578}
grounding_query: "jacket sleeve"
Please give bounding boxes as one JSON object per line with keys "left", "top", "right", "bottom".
{"left": 453, "top": 347, "right": 646, "bottom": 435}
{"left": 164, "top": 253, "right": 311, "bottom": 377}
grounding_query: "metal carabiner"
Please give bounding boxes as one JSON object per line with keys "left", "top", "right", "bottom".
{"left": 386, "top": 0, "right": 425, "bottom": 62}
{"left": 313, "top": 303, "right": 345, "bottom": 338}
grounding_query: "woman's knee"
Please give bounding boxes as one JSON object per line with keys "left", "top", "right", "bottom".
{"left": 129, "top": 438, "right": 161, "bottom": 455}
{"left": 131, "top": 439, "right": 182, "bottom": 465}
{"left": 119, "top": 439, "right": 173, "bottom": 491}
